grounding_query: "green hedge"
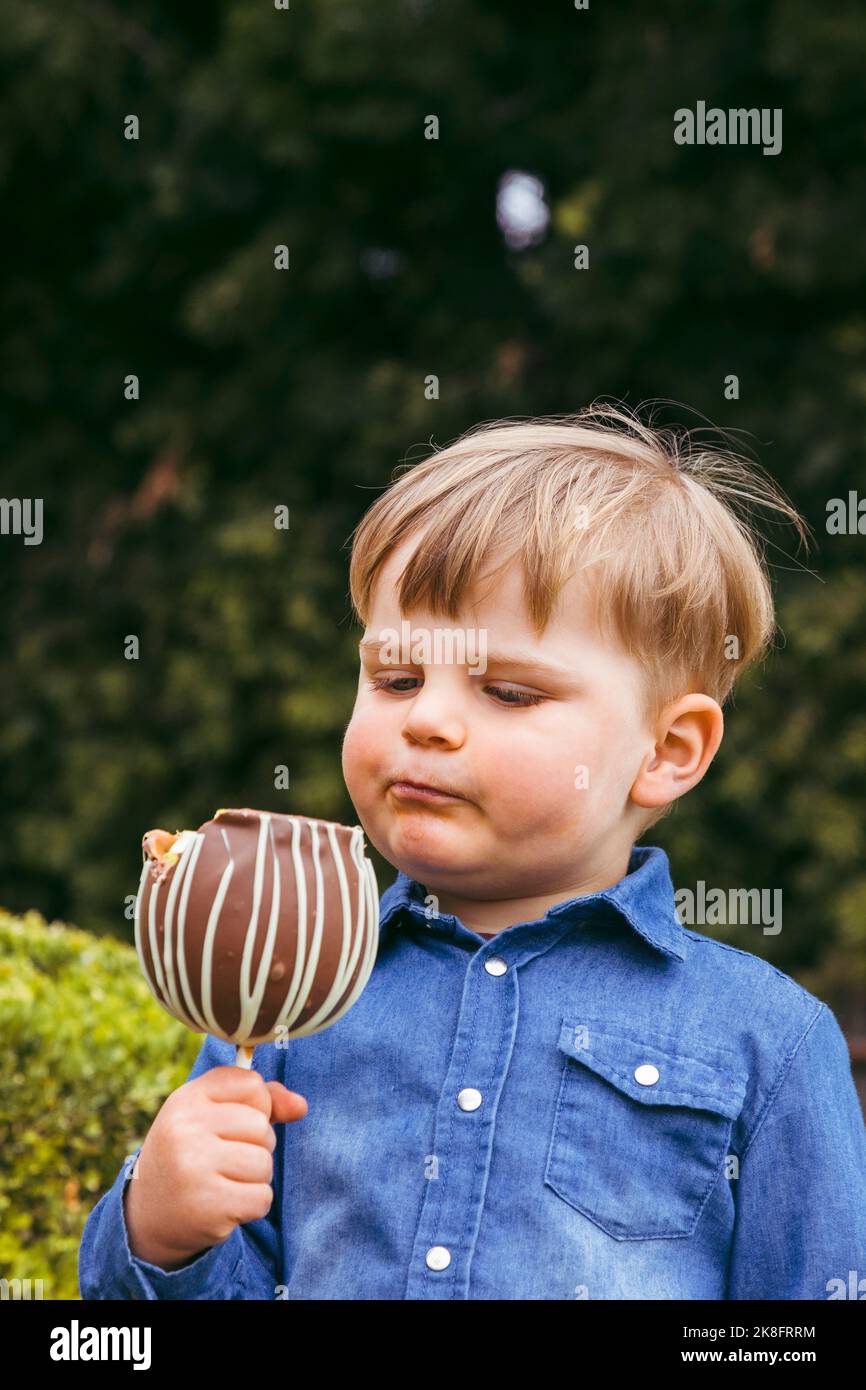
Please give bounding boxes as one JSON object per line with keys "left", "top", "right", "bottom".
{"left": 0, "top": 908, "right": 202, "bottom": 1300}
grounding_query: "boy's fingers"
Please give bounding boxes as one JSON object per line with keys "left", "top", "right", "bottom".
{"left": 196, "top": 1065, "right": 273, "bottom": 1115}
{"left": 190, "top": 1066, "right": 307, "bottom": 1123}
{"left": 265, "top": 1082, "right": 309, "bottom": 1124}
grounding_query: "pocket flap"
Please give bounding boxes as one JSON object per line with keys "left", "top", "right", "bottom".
{"left": 558, "top": 1017, "right": 747, "bottom": 1121}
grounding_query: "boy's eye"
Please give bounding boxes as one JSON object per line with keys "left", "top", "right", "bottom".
{"left": 366, "top": 676, "right": 545, "bottom": 707}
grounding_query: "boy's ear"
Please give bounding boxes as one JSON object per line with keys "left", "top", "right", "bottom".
{"left": 629, "top": 695, "right": 724, "bottom": 811}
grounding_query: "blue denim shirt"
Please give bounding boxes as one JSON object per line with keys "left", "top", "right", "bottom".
{"left": 79, "top": 844, "right": 866, "bottom": 1300}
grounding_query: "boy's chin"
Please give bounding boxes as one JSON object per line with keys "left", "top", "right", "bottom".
{"left": 386, "top": 820, "right": 478, "bottom": 881}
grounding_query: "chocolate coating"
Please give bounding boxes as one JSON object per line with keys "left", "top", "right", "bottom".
{"left": 134, "top": 808, "right": 379, "bottom": 1045}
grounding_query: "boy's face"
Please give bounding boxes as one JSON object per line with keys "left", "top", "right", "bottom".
{"left": 341, "top": 535, "right": 659, "bottom": 902}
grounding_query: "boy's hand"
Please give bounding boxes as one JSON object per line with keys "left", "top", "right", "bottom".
{"left": 123, "top": 1066, "right": 308, "bottom": 1271}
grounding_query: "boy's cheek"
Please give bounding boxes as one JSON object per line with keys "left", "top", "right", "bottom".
{"left": 341, "top": 717, "right": 364, "bottom": 780}
{"left": 341, "top": 713, "right": 382, "bottom": 804}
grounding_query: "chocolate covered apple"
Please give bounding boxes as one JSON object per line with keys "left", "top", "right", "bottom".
{"left": 135, "top": 808, "right": 379, "bottom": 1065}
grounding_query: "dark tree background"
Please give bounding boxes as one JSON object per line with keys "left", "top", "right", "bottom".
{"left": 2, "top": 1, "right": 865, "bottom": 1020}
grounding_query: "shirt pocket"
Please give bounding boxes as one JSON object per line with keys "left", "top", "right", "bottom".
{"left": 544, "top": 1015, "right": 748, "bottom": 1241}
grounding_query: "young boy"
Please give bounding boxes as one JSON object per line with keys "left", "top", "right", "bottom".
{"left": 79, "top": 405, "right": 866, "bottom": 1300}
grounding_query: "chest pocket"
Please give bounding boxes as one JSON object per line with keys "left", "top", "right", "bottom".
{"left": 544, "top": 1016, "right": 748, "bottom": 1241}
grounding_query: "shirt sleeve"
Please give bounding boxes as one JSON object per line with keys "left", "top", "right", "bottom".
{"left": 78, "top": 1033, "right": 283, "bottom": 1301}
{"left": 726, "top": 1002, "right": 866, "bottom": 1300}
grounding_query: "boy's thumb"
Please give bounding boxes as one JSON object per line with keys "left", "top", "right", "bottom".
{"left": 265, "top": 1081, "right": 309, "bottom": 1124}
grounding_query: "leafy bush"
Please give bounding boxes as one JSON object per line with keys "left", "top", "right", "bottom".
{"left": 0, "top": 908, "right": 201, "bottom": 1300}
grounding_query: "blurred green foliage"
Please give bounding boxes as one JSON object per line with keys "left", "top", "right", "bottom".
{"left": 0, "top": 1, "right": 864, "bottom": 1023}
{"left": 0, "top": 908, "right": 201, "bottom": 1300}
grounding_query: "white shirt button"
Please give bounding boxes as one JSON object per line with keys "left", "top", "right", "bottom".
{"left": 457, "top": 1087, "right": 482, "bottom": 1111}
{"left": 634, "top": 1063, "right": 660, "bottom": 1086}
{"left": 484, "top": 956, "right": 508, "bottom": 976}
{"left": 426, "top": 1245, "right": 451, "bottom": 1271}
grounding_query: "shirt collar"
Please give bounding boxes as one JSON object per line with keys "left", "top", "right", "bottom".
{"left": 378, "top": 843, "right": 689, "bottom": 962}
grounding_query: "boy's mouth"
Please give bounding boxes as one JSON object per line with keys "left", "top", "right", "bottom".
{"left": 389, "top": 778, "right": 467, "bottom": 804}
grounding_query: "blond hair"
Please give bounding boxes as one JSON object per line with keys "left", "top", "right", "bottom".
{"left": 347, "top": 402, "right": 810, "bottom": 827}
